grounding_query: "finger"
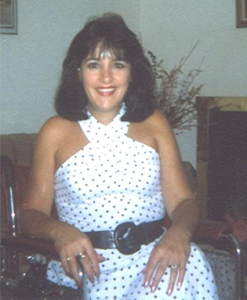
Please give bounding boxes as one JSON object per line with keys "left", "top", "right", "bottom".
{"left": 166, "top": 267, "right": 179, "bottom": 296}
{"left": 78, "top": 249, "right": 102, "bottom": 282}
{"left": 142, "top": 258, "right": 158, "bottom": 288}
{"left": 177, "top": 265, "right": 186, "bottom": 289}
{"left": 62, "top": 256, "right": 82, "bottom": 286}
{"left": 149, "top": 262, "right": 169, "bottom": 293}
{"left": 90, "top": 254, "right": 102, "bottom": 278}
{"left": 143, "top": 249, "right": 168, "bottom": 289}
{"left": 84, "top": 250, "right": 105, "bottom": 278}
{"left": 79, "top": 254, "right": 96, "bottom": 283}
{"left": 68, "top": 257, "right": 82, "bottom": 286}
{"left": 97, "top": 253, "right": 106, "bottom": 263}
{"left": 76, "top": 255, "right": 85, "bottom": 285}
{"left": 62, "top": 255, "right": 74, "bottom": 277}
{"left": 62, "top": 254, "right": 84, "bottom": 286}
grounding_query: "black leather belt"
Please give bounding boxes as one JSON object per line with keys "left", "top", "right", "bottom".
{"left": 85, "top": 219, "right": 165, "bottom": 255}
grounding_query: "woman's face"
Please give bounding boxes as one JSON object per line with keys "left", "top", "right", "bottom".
{"left": 79, "top": 45, "right": 131, "bottom": 121}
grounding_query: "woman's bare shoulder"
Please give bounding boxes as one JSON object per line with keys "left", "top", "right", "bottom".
{"left": 38, "top": 116, "right": 76, "bottom": 140}
{"left": 147, "top": 110, "right": 178, "bottom": 152}
{"left": 145, "top": 110, "right": 173, "bottom": 135}
{"left": 34, "top": 116, "right": 80, "bottom": 157}
{"left": 40, "top": 115, "right": 73, "bottom": 132}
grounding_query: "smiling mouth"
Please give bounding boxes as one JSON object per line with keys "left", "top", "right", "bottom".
{"left": 97, "top": 87, "right": 116, "bottom": 96}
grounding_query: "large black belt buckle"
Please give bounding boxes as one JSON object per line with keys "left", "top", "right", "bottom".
{"left": 114, "top": 222, "right": 141, "bottom": 255}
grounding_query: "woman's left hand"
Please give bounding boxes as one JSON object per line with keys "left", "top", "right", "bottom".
{"left": 142, "top": 226, "right": 191, "bottom": 296}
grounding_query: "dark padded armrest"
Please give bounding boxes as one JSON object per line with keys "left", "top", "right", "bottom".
{"left": 193, "top": 220, "right": 231, "bottom": 243}
{"left": 1, "top": 232, "right": 58, "bottom": 260}
{"left": 164, "top": 216, "right": 231, "bottom": 243}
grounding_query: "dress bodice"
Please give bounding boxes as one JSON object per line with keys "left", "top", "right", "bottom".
{"left": 54, "top": 105, "right": 165, "bottom": 232}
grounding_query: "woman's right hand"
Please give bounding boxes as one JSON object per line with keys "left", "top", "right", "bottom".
{"left": 54, "top": 225, "right": 105, "bottom": 286}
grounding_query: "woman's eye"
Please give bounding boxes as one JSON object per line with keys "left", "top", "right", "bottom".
{"left": 87, "top": 62, "right": 99, "bottom": 69}
{"left": 114, "top": 62, "right": 125, "bottom": 69}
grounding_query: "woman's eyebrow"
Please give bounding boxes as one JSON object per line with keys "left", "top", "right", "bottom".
{"left": 84, "top": 57, "right": 126, "bottom": 62}
{"left": 84, "top": 57, "right": 100, "bottom": 61}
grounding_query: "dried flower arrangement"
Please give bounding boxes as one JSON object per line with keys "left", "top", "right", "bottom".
{"left": 148, "top": 42, "right": 204, "bottom": 134}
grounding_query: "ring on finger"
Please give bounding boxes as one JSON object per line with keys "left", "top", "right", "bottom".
{"left": 170, "top": 263, "right": 179, "bottom": 269}
{"left": 78, "top": 252, "right": 86, "bottom": 259}
{"left": 66, "top": 256, "right": 73, "bottom": 262}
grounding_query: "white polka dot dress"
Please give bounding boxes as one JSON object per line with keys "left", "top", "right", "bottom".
{"left": 47, "top": 105, "right": 219, "bottom": 300}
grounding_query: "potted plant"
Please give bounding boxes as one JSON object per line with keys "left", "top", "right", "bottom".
{"left": 147, "top": 42, "right": 204, "bottom": 134}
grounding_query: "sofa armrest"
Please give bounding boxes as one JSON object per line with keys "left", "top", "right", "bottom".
{"left": 1, "top": 133, "right": 37, "bottom": 167}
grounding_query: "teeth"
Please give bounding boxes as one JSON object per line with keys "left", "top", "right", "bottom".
{"left": 98, "top": 88, "right": 115, "bottom": 93}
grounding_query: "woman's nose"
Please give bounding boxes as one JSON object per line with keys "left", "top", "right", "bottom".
{"left": 100, "top": 66, "right": 112, "bottom": 83}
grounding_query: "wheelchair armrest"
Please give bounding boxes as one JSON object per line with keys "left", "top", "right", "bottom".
{"left": 193, "top": 220, "right": 231, "bottom": 243}
{"left": 1, "top": 231, "right": 58, "bottom": 260}
{"left": 164, "top": 216, "right": 232, "bottom": 243}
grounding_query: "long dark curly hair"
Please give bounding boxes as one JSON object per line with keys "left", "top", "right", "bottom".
{"left": 55, "top": 13, "right": 156, "bottom": 122}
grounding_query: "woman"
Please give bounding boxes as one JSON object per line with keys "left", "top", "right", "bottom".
{"left": 20, "top": 13, "right": 218, "bottom": 300}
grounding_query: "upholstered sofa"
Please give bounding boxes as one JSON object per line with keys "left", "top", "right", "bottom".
{"left": 1, "top": 133, "right": 37, "bottom": 167}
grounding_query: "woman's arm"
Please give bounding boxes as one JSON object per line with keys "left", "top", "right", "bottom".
{"left": 19, "top": 117, "right": 103, "bottom": 285}
{"left": 142, "top": 110, "right": 199, "bottom": 295}
{"left": 20, "top": 117, "right": 62, "bottom": 238}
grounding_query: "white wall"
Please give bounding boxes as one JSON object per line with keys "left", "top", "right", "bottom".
{"left": 1, "top": 0, "right": 247, "bottom": 166}
{"left": 140, "top": 0, "right": 247, "bottom": 165}
{"left": 0, "top": 0, "right": 140, "bottom": 133}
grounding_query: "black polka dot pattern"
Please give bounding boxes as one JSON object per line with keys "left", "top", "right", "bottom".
{"left": 47, "top": 105, "right": 219, "bottom": 299}
{"left": 80, "top": 243, "right": 219, "bottom": 299}
{"left": 54, "top": 106, "right": 164, "bottom": 232}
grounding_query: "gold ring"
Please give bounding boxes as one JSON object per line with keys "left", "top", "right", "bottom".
{"left": 66, "top": 256, "right": 73, "bottom": 262}
{"left": 78, "top": 252, "right": 86, "bottom": 259}
{"left": 170, "top": 264, "right": 179, "bottom": 269}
